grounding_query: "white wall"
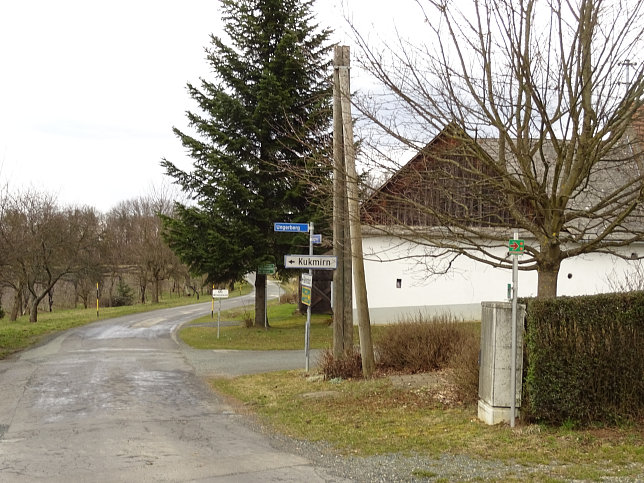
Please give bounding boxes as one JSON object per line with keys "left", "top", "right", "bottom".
{"left": 357, "top": 235, "right": 643, "bottom": 323}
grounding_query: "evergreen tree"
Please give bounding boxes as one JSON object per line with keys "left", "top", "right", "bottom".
{"left": 162, "top": 0, "right": 332, "bottom": 327}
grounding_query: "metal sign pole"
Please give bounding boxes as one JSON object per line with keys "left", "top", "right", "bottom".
{"left": 217, "top": 298, "right": 222, "bottom": 339}
{"left": 305, "top": 221, "right": 313, "bottom": 372}
{"left": 510, "top": 230, "right": 519, "bottom": 428}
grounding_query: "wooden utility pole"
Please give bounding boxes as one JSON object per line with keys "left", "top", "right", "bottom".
{"left": 332, "top": 46, "right": 354, "bottom": 358}
{"left": 336, "top": 45, "right": 375, "bottom": 377}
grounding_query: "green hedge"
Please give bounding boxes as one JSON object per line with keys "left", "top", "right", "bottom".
{"left": 524, "top": 292, "right": 644, "bottom": 426}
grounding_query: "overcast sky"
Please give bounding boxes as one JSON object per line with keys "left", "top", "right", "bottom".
{"left": 0, "top": 0, "right": 421, "bottom": 213}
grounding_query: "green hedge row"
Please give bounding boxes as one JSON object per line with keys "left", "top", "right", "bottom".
{"left": 523, "top": 292, "right": 644, "bottom": 426}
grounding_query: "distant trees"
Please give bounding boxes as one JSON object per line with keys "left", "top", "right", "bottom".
{"left": 0, "top": 191, "right": 100, "bottom": 322}
{"left": 106, "top": 194, "right": 183, "bottom": 304}
{"left": 162, "top": 0, "right": 333, "bottom": 327}
{"left": 0, "top": 188, "right": 194, "bottom": 321}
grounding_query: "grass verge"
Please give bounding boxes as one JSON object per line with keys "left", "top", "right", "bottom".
{"left": 210, "top": 370, "right": 644, "bottom": 481}
{"left": 179, "top": 302, "right": 384, "bottom": 350}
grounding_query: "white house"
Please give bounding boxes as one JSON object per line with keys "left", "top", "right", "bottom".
{"left": 355, "top": 119, "right": 644, "bottom": 324}
{"left": 359, "top": 231, "right": 644, "bottom": 323}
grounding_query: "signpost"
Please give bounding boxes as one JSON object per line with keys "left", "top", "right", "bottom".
{"left": 508, "top": 239, "right": 525, "bottom": 253}
{"left": 212, "top": 289, "right": 229, "bottom": 339}
{"left": 284, "top": 254, "right": 338, "bottom": 270}
{"left": 274, "top": 222, "right": 309, "bottom": 233}
{"left": 301, "top": 273, "right": 312, "bottom": 287}
{"left": 301, "top": 286, "right": 312, "bottom": 306}
{"left": 258, "top": 262, "right": 276, "bottom": 275}
{"left": 508, "top": 233, "right": 523, "bottom": 427}
{"left": 276, "top": 221, "right": 338, "bottom": 371}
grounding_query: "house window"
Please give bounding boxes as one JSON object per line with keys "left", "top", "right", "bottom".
{"left": 396, "top": 278, "right": 402, "bottom": 288}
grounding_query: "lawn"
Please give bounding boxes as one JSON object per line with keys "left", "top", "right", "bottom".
{"left": 211, "top": 370, "right": 644, "bottom": 481}
{"left": 179, "top": 302, "right": 385, "bottom": 350}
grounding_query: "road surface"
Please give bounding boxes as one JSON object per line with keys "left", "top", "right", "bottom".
{"left": 0, "top": 281, "right": 340, "bottom": 482}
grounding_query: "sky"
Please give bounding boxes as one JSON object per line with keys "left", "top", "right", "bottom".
{"left": 0, "top": 0, "right": 422, "bottom": 213}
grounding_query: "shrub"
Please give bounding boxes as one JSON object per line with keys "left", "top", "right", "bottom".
{"left": 318, "top": 346, "right": 363, "bottom": 380}
{"left": 112, "top": 279, "right": 134, "bottom": 307}
{"left": 524, "top": 292, "right": 644, "bottom": 425}
{"left": 446, "top": 330, "right": 480, "bottom": 404}
{"left": 375, "top": 314, "right": 468, "bottom": 373}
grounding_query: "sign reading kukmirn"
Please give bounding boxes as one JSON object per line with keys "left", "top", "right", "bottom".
{"left": 284, "top": 254, "right": 337, "bottom": 270}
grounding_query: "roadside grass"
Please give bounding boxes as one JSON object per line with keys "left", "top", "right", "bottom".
{"left": 210, "top": 370, "right": 644, "bottom": 481}
{"left": 197, "top": 307, "right": 643, "bottom": 481}
{"left": 179, "top": 302, "right": 385, "bottom": 350}
{"left": 0, "top": 284, "right": 251, "bottom": 359}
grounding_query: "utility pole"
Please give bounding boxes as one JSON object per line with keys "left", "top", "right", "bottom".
{"left": 333, "top": 45, "right": 353, "bottom": 358}
{"left": 336, "top": 45, "right": 375, "bottom": 377}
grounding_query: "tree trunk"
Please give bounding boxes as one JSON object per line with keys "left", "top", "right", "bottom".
{"left": 254, "top": 273, "right": 268, "bottom": 328}
{"left": 537, "top": 268, "right": 559, "bottom": 298}
{"left": 29, "top": 299, "right": 39, "bottom": 323}
{"left": 537, "top": 245, "right": 562, "bottom": 298}
{"left": 152, "top": 277, "right": 160, "bottom": 303}
{"left": 10, "top": 288, "right": 22, "bottom": 321}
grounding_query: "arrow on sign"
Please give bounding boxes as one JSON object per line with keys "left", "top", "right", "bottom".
{"left": 508, "top": 239, "right": 525, "bottom": 253}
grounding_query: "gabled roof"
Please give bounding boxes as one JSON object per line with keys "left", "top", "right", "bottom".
{"left": 361, "top": 115, "right": 644, "bottom": 241}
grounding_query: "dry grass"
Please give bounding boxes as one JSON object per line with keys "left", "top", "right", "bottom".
{"left": 210, "top": 370, "right": 644, "bottom": 481}
{"left": 374, "top": 314, "right": 474, "bottom": 373}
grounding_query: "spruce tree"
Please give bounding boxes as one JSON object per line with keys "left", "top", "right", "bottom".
{"left": 162, "top": 0, "right": 332, "bottom": 327}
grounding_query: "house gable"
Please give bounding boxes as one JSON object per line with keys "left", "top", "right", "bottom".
{"left": 361, "top": 124, "right": 524, "bottom": 230}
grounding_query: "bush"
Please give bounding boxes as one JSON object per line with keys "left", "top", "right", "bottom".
{"left": 524, "top": 292, "right": 644, "bottom": 426}
{"left": 446, "top": 331, "right": 480, "bottom": 404}
{"left": 112, "top": 280, "right": 134, "bottom": 307}
{"left": 279, "top": 278, "right": 298, "bottom": 304}
{"left": 318, "top": 346, "right": 363, "bottom": 380}
{"left": 375, "top": 314, "right": 468, "bottom": 373}
{"left": 0, "top": 304, "right": 4, "bottom": 319}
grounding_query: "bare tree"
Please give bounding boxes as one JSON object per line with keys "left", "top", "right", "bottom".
{"left": 0, "top": 191, "right": 100, "bottom": 322}
{"left": 352, "top": 0, "right": 644, "bottom": 297}
{"left": 105, "top": 191, "right": 183, "bottom": 305}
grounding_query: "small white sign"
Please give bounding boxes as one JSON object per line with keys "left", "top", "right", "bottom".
{"left": 301, "top": 273, "right": 313, "bottom": 287}
{"left": 212, "top": 289, "right": 229, "bottom": 298}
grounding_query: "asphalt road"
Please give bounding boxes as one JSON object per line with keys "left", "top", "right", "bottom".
{"left": 0, "top": 281, "right": 338, "bottom": 482}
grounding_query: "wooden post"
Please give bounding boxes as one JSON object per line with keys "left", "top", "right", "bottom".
{"left": 333, "top": 45, "right": 354, "bottom": 358}
{"left": 337, "top": 46, "right": 375, "bottom": 377}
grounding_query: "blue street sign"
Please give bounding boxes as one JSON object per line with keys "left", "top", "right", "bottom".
{"left": 274, "top": 222, "right": 310, "bottom": 233}
{"left": 312, "top": 234, "right": 322, "bottom": 244}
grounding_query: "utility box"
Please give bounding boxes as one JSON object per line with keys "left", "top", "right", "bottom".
{"left": 478, "top": 301, "right": 525, "bottom": 425}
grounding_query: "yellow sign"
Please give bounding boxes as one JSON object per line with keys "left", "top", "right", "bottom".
{"left": 301, "top": 286, "right": 311, "bottom": 306}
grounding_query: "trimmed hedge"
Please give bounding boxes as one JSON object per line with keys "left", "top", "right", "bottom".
{"left": 524, "top": 292, "right": 644, "bottom": 425}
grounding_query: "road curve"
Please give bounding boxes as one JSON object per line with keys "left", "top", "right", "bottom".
{"left": 0, "top": 288, "right": 342, "bottom": 482}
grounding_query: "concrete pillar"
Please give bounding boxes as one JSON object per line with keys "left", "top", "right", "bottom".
{"left": 478, "top": 301, "right": 525, "bottom": 425}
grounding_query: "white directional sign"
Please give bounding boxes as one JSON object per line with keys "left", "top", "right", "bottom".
{"left": 284, "top": 254, "right": 337, "bottom": 270}
{"left": 212, "top": 289, "right": 229, "bottom": 298}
